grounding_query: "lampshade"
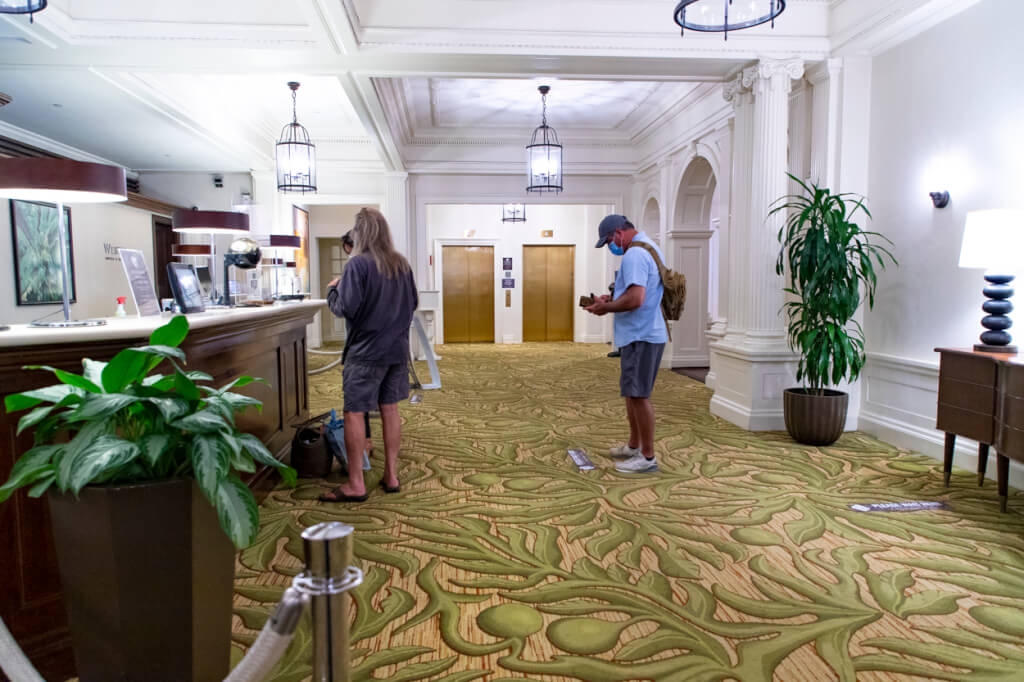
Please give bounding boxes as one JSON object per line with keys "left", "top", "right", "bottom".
{"left": 266, "top": 234, "right": 302, "bottom": 249}
{"left": 959, "top": 210, "right": 1024, "bottom": 271}
{"left": 0, "top": 157, "right": 126, "bottom": 203}
{"left": 172, "top": 209, "right": 250, "bottom": 234}
{"left": 263, "top": 257, "right": 286, "bottom": 267}
{"left": 172, "top": 243, "right": 212, "bottom": 257}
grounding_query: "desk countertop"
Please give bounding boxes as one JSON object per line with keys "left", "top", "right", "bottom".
{"left": 0, "top": 299, "right": 327, "bottom": 348}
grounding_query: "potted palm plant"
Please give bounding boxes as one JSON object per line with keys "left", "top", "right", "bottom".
{"left": 771, "top": 174, "right": 897, "bottom": 446}
{"left": 0, "top": 315, "right": 296, "bottom": 681}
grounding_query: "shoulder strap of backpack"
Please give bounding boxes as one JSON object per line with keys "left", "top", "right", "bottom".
{"left": 624, "top": 240, "right": 672, "bottom": 342}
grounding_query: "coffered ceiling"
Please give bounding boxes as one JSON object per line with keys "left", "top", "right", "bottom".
{"left": 0, "top": 0, "right": 975, "bottom": 176}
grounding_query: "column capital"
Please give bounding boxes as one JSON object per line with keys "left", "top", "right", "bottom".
{"left": 742, "top": 58, "right": 805, "bottom": 89}
{"left": 806, "top": 57, "right": 842, "bottom": 86}
{"left": 723, "top": 73, "right": 751, "bottom": 103}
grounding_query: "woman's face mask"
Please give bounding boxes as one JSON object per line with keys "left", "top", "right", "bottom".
{"left": 608, "top": 232, "right": 625, "bottom": 256}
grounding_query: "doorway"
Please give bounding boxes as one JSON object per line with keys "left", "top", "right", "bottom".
{"left": 522, "top": 245, "right": 574, "bottom": 342}
{"left": 151, "top": 215, "right": 178, "bottom": 301}
{"left": 442, "top": 245, "right": 494, "bottom": 343}
{"left": 318, "top": 237, "right": 347, "bottom": 343}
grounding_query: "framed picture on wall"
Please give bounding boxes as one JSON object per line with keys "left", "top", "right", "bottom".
{"left": 9, "top": 199, "right": 76, "bottom": 306}
{"left": 292, "top": 205, "right": 310, "bottom": 294}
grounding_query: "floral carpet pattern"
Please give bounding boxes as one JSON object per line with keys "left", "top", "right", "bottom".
{"left": 231, "top": 343, "right": 1024, "bottom": 681}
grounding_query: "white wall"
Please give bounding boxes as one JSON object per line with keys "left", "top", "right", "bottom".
{"left": 1, "top": 201, "right": 158, "bottom": 323}
{"left": 426, "top": 203, "right": 614, "bottom": 345}
{"left": 861, "top": 0, "right": 1024, "bottom": 489}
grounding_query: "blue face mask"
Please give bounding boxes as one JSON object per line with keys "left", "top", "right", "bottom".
{"left": 608, "top": 240, "right": 625, "bottom": 256}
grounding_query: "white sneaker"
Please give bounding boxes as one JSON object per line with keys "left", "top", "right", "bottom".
{"left": 609, "top": 443, "right": 641, "bottom": 458}
{"left": 615, "top": 454, "right": 659, "bottom": 473}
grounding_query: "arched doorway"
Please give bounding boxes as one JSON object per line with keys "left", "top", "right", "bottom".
{"left": 669, "top": 156, "right": 718, "bottom": 368}
{"left": 641, "top": 197, "right": 660, "bottom": 242}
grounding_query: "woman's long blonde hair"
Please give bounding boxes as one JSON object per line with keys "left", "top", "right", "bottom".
{"left": 350, "top": 207, "right": 411, "bottom": 279}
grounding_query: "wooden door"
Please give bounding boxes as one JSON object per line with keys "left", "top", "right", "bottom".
{"left": 442, "top": 245, "right": 494, "bottom": 343}
{"left": 523, "top": 245, "right": 574, "bottom": 342}
{"left": 318, "top": 237, "right": 348, "bottom": 343}
{"left": 151, "top": 215, "right": 177, "bottom": 300}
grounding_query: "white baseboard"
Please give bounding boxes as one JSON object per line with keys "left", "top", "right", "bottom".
{"left": 709, "top": 394, "right": 785, "bottom": 431}
{"left": 581, "top": 334, "right": 608, "bottom": 344}
{"left": 860, "top": 352, "right": 1024, "bottom": 491}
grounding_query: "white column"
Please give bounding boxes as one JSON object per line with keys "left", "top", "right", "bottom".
{"left": 709, "top": 58, "right": 804, "bottom": 431}
{"left": 808, "top": 58, "right": 843, "bottom": 189}
{"left": 383, "top": 171, "right": 410, "bottom": 257}
{"left": 658, "top": 158, "right": 673, "bottom": 248}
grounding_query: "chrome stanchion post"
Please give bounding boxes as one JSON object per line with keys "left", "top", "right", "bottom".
{"left": 296, "top": 522, "right": 361, "bottom": 682}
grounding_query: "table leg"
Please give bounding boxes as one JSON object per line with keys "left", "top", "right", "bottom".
{"left": 977, "top": 443, "right": 990, "bottom": 487}
{"left": 997, "top": 453, "right": 1009, "bottom": 513}
{"left": 943, "top": 432, "right": 956, "bottom": 487}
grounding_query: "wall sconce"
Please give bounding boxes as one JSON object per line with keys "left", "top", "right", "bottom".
{"left": 930, "top": 191, "right": 950, "bottom": 208}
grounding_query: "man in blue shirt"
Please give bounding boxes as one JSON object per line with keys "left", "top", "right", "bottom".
{"left": 584, "top": 214, "right": 668, "bottom": 473}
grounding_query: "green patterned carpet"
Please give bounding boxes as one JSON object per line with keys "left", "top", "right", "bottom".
{"left": 231, "top": 343, "right": 1024, "bottom": 681}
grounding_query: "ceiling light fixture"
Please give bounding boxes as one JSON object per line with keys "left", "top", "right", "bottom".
{"left": 502, "top": 204, "right": 527, "bottom": 223}
{"left": 674, "top": 0, "right": 785, "bottom": 41}
{"left": 0, "top": 0, "right": 47, "bottom": 23}
{"left": 276, "top": 81, "right": 317, "bottom": 194}
{"left": 526, "top": 85, "right": 563, "bottom": 194}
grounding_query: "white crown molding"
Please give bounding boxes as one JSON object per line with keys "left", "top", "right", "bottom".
{"left": 0, "top": 119, "right": 119, "bottom": 166}
{"left": 830, "top": 0, "right": 984, "bottom": 56}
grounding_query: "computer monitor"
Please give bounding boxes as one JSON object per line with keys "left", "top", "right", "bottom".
{"left": 166, "top": 262, "right": 206, "bottom": 313}
{"left": 195, "top": 265, "right": 213, "bottom": 303}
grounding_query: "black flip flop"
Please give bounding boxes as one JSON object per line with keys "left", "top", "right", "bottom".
{"left": 380, "top": 481, "right": 401, "bottom": 494}
{"left": 319, "top": 489, "right": 369, "bottom": 503}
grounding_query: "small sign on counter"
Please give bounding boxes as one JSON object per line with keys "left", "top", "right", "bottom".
{"left": 118, "top": 248, "right": 162, "bottom": 317}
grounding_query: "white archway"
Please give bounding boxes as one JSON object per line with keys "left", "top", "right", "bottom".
{"left": 668, "top": 156, "right": 719, "bottom": 368}
{"left": 641, "top": 196, "right": 660, "bottom": 243}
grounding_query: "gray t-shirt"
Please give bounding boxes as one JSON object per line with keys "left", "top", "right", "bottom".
{"left": 326, "top": 253, "right": 418, "bottom": 366}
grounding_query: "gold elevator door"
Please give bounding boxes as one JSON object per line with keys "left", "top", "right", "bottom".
{"left": 523, "top": 245, "right": 575, "bottom": 342}
{"left": 442, "top": 245, "right": 495, "bottom": 343}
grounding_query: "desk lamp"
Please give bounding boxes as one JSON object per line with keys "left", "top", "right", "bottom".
{"left": 0, "top": 158, "right": 126, "bottom": 327}
{"left": 171, "top": 209, "right": 249, "bottom": 305}
{"left": 959, "top": 209, "right": 1024, "bottom": 353}
{"left": 259, "top": 234, "right": 301, "bottom": 299}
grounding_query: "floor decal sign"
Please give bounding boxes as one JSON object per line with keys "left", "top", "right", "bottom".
{"left": 567, "top": 449, "right": 596, "bottom": 471}
{"left": 849, "top": 501, "right": 949, "bottom": 512}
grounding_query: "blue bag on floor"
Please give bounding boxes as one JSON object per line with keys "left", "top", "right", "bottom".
{"left": 324, "top": 409, "right": 371, "bottom": 473}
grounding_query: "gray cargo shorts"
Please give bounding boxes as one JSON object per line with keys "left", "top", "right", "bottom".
{"left": 342, "top": 360, "right": 409, "bottom": 413}
{"left": 619, "top": 341, "right": 665, "bottom": 398}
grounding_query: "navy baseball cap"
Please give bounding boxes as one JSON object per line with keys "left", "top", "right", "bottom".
{"left": 595, "top": 214, "right": 628, "bottom": 248}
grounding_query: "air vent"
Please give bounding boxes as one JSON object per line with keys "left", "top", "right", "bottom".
{"left": 126, "top": 176, "right": 140, "bottom": 193}
{"left": 0, "top": 92, "right": 11, "bottom": 108}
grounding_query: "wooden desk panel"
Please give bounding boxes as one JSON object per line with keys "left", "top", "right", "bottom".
{"left": 0, "top": 305, "right": 319, "bottom": 681}
{"left": 936, "top": 347, "right": 1024, "bottom": 513}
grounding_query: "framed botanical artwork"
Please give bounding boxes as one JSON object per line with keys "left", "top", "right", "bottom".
{"left": 9, "top": 199, "right": 76, "bottom": 306}
{"left": 292, "top": 205, "right": 310, "bottom": 294}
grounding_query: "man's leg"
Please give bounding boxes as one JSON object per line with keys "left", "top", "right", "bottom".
{"left": 625, "top": 398, "right": 640, "bottom": 449}
{"left": 627, "top": 397, "right": 655, "bottom": 458}
{"left": 379, "top": 402, "right": 401, "bottom": 490}
{"left": 340, "top": 410, "right": 367, "bottom": 494}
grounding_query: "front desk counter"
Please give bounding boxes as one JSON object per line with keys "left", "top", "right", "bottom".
{"left": 0, "top": 300, "right": 325, "bottom": 681}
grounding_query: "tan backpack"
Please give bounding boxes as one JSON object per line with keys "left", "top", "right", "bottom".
{"left": 627, "top": 241, "right": 687, "bottom": 340}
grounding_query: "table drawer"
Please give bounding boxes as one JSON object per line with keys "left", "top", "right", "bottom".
{"left": 996, "top": 422, "right": 1024, "bottom": 462}
{"left": 939, "top": 352, "right": 998, "bottom": 385}
{"left": 937, "top": 406, "right": 995, "bottom": 443}
{"left": 937, "top": 377, "right": 997, "bottom": 413}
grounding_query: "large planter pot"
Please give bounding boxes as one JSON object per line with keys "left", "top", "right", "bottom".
{"left": 47, "top": 478, "right": 235, "bottom": 682}
{"left": 783, "top": 388, "right": 849, "bottom": 446}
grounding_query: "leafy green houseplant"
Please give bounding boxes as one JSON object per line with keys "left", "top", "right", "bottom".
{"left": 0, "top": 314, "right": 295, "bottom": 548}
{"left": 770, "top": 174, "right": 897, "bottom": 445}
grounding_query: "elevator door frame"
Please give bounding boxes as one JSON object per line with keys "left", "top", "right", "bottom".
{"left": 434, "top": 238, "right": 499, "bottom": 345}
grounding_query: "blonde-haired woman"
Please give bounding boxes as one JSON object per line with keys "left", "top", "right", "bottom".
{"left": 321, "top": 208, "right": 418, "bottom": 501}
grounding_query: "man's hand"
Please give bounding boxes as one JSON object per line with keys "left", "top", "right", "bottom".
{"left": 327, "top": 277, "right": 340, "bottom": 288}
{"left": 584, "top": 296, "right": 611, "bottom": 316}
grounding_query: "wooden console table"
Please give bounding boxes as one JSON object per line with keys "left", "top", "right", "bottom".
{"left": 935, "top": 347, "right": 1024, "bottom": 512}
{"left": 0, "top": 302, "right": 323, "bottom": 681}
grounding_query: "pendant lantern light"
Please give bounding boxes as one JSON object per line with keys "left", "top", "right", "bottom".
{"left": 276, "top": 81, "right": 317, "bottom": 194}
{"left": 0, "top": 0, "right": 47, "bottom": 22}
{"left": 526, "top": 85, "right": 563, "bottom": 194}
{"left": 501, "top": 204, "right": 527, "bottom": 223}
{"left": 674, "top": 0, "right": 785, "bottom": 40}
